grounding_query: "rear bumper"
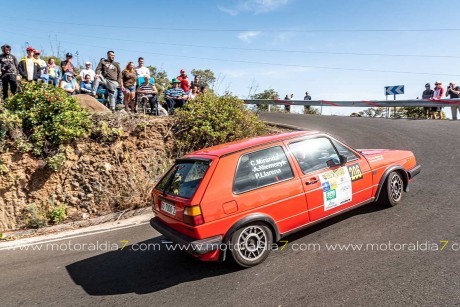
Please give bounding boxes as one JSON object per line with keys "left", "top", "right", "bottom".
{"left": 150, "top": 217, "right": 222, "bottom": 255}
{"left": 407, "top": 165, "right": 421, "bottom": 179}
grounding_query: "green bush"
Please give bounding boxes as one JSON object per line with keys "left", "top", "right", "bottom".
{"left": 48, "top": 204, "right": 67, "bottom": 224}
{"left": 26, "top": 204, "right": 48, "bottom": 229}
{"left": 5, "top": 82, "right": 92, "bottom": 156}
{"left": 174, "top": 93, "right": 267, "bottom": 156}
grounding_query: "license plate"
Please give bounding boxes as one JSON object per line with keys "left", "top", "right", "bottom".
{"left": 161, "top": 201, "right": 176, "bottom": 215}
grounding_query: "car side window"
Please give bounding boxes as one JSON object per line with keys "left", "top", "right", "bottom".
{"left": 233, "top": 146, "right": 294, "bottom": 194}
{"left": 331, "top": 139, "right": 359, "bottom": 162}
{"left": 289, "top": 138, "right": 339, "bottom": 174}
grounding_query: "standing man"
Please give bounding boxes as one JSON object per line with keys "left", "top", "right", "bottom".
{"left": 0, "top": 44, "right": 19, "bottom": 99}
{"left": 92, "top": 51, "right": 122, "bottom": 111}
{"left": 79, "top": 61, "right": 95, "bottom": 81}
{"left": 422, "top": 83, "right": 434, "bottom": 119}
{"left": 284, "top": 94, "right": 292, "bottom": 112}
{"left": 303, "top": 91, "right": 312, "bottom": 113}
{"left": 18, "top": 46, "right": 41, "bottom": 82}
{"left": 446, "top": 82, "right": 460, "bottom": 121}
{"left": 61, "top": 53, "right": 75, "bottom": 76}
{"left": 135, "top": 57, "right": 150, "bottom": 77}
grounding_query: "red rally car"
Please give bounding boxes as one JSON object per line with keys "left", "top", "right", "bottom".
{"left": 150, "top": 131, "right": 421, "bottom": 267}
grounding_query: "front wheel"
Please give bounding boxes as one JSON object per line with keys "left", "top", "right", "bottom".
{"left": 229, "top": 223, "right": 273, "bottom": 268}
{"left": 378, "top": 171, "right": 404, "bottom": 207}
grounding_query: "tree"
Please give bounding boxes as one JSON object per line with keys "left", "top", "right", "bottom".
{"left": 358, "top": 107, "right": 386, "bottom": 118}
{"left": 191, "top": 69, "right": 216, "bottom": 88}
{"left": 251, "top": 89, "right": 280, "bottom": 112}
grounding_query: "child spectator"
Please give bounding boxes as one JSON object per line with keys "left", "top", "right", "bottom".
{"left": 80, "top": 74, "right": 93, "bottom": 94}
{"left": 188, "top": 85, "right": 199, "bottom": 99}
{"left": 47, "top": 58, "right": 62, "bottom": 86}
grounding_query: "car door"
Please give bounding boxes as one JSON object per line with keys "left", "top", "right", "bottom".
{"left": 286, "top": 136, "right": 372, "bottom": 221}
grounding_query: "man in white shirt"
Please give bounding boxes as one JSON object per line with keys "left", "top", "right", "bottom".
{"left": 79, "top": 61, "right": 95, "bottom": 81}
{"left": 135, "top": 57, "right": 150, "bottom": 77}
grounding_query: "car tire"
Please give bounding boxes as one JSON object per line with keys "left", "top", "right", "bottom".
{"left": 378, "top": 171, "right": 404, "bottom": 207}
{"left": 229, "top": 223, "right": 273, "bottom": 268}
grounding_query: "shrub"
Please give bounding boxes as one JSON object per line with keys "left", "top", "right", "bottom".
{"left": 48, "top": 204, "right": 67, "bottom": 224}
{"left": 5, "top": 82, "right": 92, "bottom": 156}
{"left": 26, "top": 204, "right": 48, "bottom": 229}
{"left": 174, "top": 93, "right": 267, "bottom": 156}
{"left": 46, "top": 152, "right": 66, "bottom": 171}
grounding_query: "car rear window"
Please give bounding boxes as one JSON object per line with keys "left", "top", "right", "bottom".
{"left": 233, "top": 146, "right": 294, "bottom": 194}
{"left": 156, "top": 160, "right": 210, "bottom": 199}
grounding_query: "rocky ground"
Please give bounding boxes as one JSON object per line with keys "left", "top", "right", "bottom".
{"left": 0, "top": 110, "right": 175, "bottom": 232}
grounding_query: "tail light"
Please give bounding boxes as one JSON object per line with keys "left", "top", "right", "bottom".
{"left": 183, "top": 205, "right": 204, "bottom": 226}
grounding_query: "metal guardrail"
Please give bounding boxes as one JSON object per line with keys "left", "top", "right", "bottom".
{"left": 243, "top": 99, "right": 460, "bottom": 107}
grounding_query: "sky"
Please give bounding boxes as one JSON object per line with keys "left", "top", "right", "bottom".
{"left": 2, "top": 0, "right": 460, "bottom": 116}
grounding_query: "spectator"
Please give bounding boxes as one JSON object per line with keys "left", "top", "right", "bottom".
{"left": 79, "top": 74, "right": 93, "bottom": 94}
{"left": 135, "top": 57, "right": 149, "bottom": 77}
{"left": 92, "top": 51, "right": 122, "bottom": 112}
{"left": 60, "top": 73, "right": 79, "bottom": 95}
{"left": 303, "top": 91, "right": 312, "bottom": 113}
{"left": 79, "top": 61, "right": 95, "bottom": 82}
{"left": 61, "top": 53, "right": 75, "bottom": 76}
{"left": 180, "top": 73, "right": 190, "bottom": 94}
{"left": 33, "top": 50, "right": 48, "bottom": 83}
{"left": 422, "top": 83, "right": 434, "bottom": 119}
{"left": 190, "top": 75, "right": 201, "bottom": 89}
{"left": 188, "top": 85, "right": 199, "bottom": 99}
{"left": 446, "top": 81, "right": 460, "bottom": 121}
{"left": 177, "top": 69, "right": 186, "bottom": 82}
{"left": 136, "top": 75, "right": 158, "bottom": 114}
{"left": 164, "top": 78, "right": 187, "bottom": 115}
{"left": 430, "top": 81, "right": 444, "bottom": 119}
{"left": 284, "top": 94, "right": 291, "bottom": 112}
{"left": 0, "top": 44, "right": 19, "bottom": 99}
{"left": 199, "top": 85, "right": 207, "bottom": 94}
{"left": 47, "top": 58, "right": 62, "bottom": 86}
{"left": 18, "top": 46, "right": 41, "bottom": 82}
{"left": 121, "top": 62, "right": 137, "bottom": 112}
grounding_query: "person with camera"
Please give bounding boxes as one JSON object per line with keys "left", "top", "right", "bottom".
{"left": 0, "top": 44, "right": 19, "bottom": 99}
{"left": 446, "top": 81, "right": 460, "bottom": 120}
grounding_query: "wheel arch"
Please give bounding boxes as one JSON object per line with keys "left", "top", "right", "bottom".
{"left": 375, "top": 165, "right": 409, "bottom": 201}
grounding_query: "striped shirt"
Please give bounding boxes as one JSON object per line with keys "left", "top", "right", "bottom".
{"left": 164, "top": 87, "right": 185, "bottom": 98}
{"left": 138, "top": 83, "right": 155, "bottom": 95}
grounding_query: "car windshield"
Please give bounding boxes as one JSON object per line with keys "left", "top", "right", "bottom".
{"left": 156, "top": 160, "right": 210, "bottom": 199}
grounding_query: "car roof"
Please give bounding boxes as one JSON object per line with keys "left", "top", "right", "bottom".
{"left": 188, "top": 130, "right": 321, "bottom": 157}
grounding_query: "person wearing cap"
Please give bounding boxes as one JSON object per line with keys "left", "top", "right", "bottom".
{"left": 446, "top": 81, "right": 460, "bottom": 120}
{"left": 92, "top": 51, "right": 122, "bottom": 111}
{"left": 177, "top": 69, "right": 186, "bottom": 82}
{"left": 429, "top": 81, "right": 445, "bottom": 119}
{"left": 0, "top": 44, "right": 19, "bottom": 99}
{"left": 164, "top": 78, "right": 187, "bottom": 114}
{"left": 33, "top": 50, "right": 48, "bottom": 83}
{"left": 422, "top": 83, "right": 434, "bottom": 119}
{"left": 18, "top": 46, "right": 41, "bottom": 82}
{"left": 61, "top": 52, "right": 75, "bottom": 76}
{"left": 79, "top": 61, "right": 95, "bottom": 82}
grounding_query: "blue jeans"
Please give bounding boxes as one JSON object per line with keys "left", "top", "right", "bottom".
{"left": 48, "top": 77, "right": 60, "bottom": 86}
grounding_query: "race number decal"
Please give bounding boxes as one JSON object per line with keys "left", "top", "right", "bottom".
{"left": 347, "top": 163, "right": 363, "bottom": 182}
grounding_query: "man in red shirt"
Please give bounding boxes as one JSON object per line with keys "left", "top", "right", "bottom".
{"left": 177, "top": 69, "right": 190, "bottom": 93}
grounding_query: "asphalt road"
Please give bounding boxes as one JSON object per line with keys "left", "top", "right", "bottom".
{"left": 1, "top": 113, "right": 459, "bottom": 307}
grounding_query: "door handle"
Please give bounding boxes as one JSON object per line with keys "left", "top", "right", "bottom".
{"left": 305, "top": 178, "right": 319, "bottom": 185}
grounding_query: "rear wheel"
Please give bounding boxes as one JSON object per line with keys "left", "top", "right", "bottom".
{"left": 230, "top": 223, "right": 273, "bottom": 267}
{"left": 378, "top": 171, "right": 404, "bottom": 207}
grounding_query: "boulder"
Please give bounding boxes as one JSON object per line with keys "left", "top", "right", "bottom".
{"left": 75, "top": 94, "right": 110, "bottom": 113}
